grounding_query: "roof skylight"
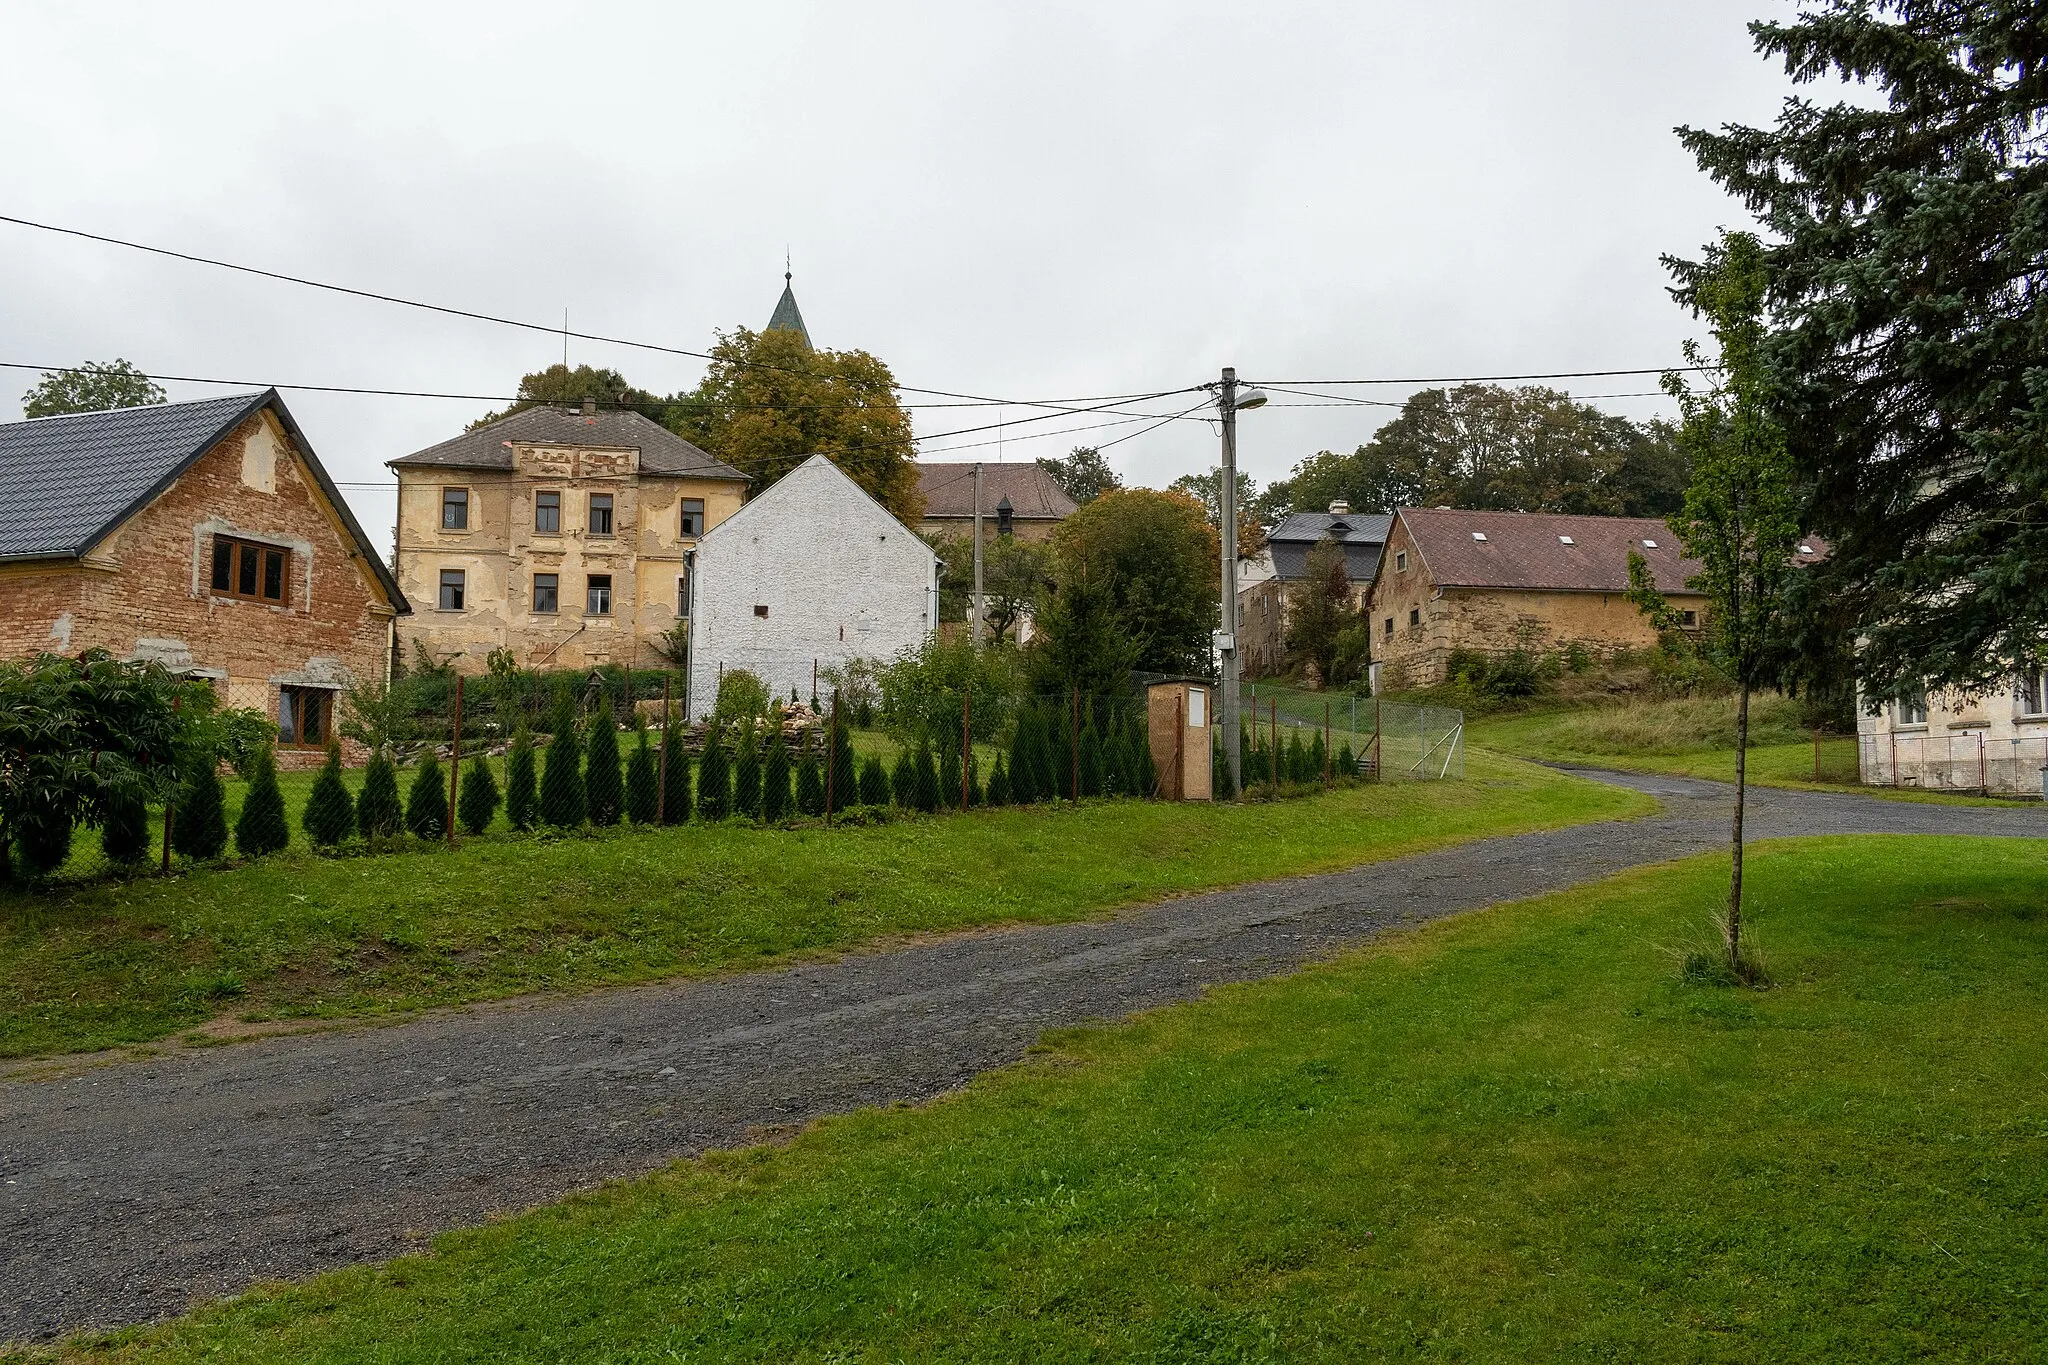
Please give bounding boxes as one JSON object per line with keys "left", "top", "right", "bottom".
{"left": 1471, "top": 531, "right": 1488, "bottom": 542}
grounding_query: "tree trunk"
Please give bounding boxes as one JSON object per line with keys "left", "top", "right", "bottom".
{"left": 1728, "top": 682, "right": 1750, "bottom": 972}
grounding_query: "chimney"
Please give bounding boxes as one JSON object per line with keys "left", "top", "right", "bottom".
{"left": 1328, "top": 499, "right": 1350, "bottom": 516}
{"left": 581, "top": 396, "right": 596, "bottom": 418}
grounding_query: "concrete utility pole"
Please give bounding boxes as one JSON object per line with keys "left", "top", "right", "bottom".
{"left": 971, "top": 461, "right": 986, "bottom": 647}
{"left": 1218, "top": 368, "right": 1243, "bottom": 796}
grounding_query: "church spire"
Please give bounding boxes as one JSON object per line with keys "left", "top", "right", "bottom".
{"left": 766, "top": 254, "right": 812, "bottom": 348}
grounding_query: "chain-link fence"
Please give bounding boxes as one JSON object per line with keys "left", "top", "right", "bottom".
{"left": 1860, "top": 730, "right": 2048, "bottom": 797}
{"left": 1235, "top": 683, "right": 1464, "bottom": 783}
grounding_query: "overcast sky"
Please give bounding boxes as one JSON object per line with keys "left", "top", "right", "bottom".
{"left": 2, "top": 1, "right": 1810, "bottom": 554}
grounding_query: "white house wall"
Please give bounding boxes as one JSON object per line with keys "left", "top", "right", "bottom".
{"left": 687, "top": 456, "right": 938, "bottom": 718}
{"left": 1856, "top": 674, "right": 2048, "bottom": 797}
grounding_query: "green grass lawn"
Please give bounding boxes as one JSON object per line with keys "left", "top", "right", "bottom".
{"left": 0, "top": 751, "right": 1645, "bottom": 1061}
{"left": 43, "top": 835, "right": 2048, "bottom": 1363}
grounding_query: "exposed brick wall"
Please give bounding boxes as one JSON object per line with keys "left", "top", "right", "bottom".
{"left": 0, "top": 412, "right": 396, "bottom": 763}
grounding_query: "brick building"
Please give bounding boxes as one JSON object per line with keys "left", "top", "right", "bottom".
{"left": 389, "top": 400, "right": 748, "bottom": 673}
{"left": 0, "top": 390, "right": 408, "bottom": 762}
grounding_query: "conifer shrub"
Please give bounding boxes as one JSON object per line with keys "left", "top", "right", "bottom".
{"left": 1213, "top": 732, "right": 1237, "bottom": 800}
{"left": 355, "top": 749, "right": 403, "bottom": 847}
{"left": 830, "top": 719, "right": 857, "bottom": 810}
{"left": 762, "top": 733, "right": 792, "bottom": 821}
{"left": 539, "top": 699, "right": 585, "bottom": 829}
{"left": 938, "top": 738, "right": 962, "bottom": 810}
{"left": 1008, "top": 710, "right": 1038, "bottom": 804}
{"left": 857, "top": 754, "right": 889, "bottom": 808}
{"left": 584, "top": 712, "right": 623, "bottom": 827}
{"left": 235, "top": 745, "right": 291, "bottom": 857}
{"left": 304, "top": 742, "right": 355, "bottom": 848}
{"left": 986, "top": 753, "right": 1013, "bottom": 805}
{"left": 625, "top": 730, "right": 658, "bottom": 824}
{"left": 172, "top": 755, "right": 229, "bottom": 860}
{"left": 796, "top": 742, "right": 825, "bottom": 816}
{"left": 660, "top": 726, "right": 692, "bottom": 824}
{"left": 16, "top": 811, "right": 73, "bottom": 877}
{"left": 1079, "top": 721, "right": 1104, "bottom": 797}
{"left": 1131, "top": 717, "right": 1158, "bottom": 797}
{"left": 406, "top": 753, "right": 448, "bottom": 840}
{"left": 1034, "top": 707, "right": 1063, "bottom": 801}
{"left": 891, "top": 747, "right": 916, "bottom": 806}
{"left": 1286, "top": 732, "right": 1309, "bottom": 784}
{"left": 733, "top": 730, "right": 763, "bottom": 818}
{"left": 1309, "top": 729, "right": 1329, "bottom": 784}
{"left": 912, "top": 742, "right": 940, "bottom": 813}
{"left": 964, "top": 750, "right": 983, "bottom": 807}
{"left": 697, "top": 725, "right": 732, "bottom": 820}
{"left": 505, "top": 726, "right": 538, "bottom": 830}
{"left": 459, "top": 751, "right": 501, "bottom": 834}
{"left": 1050, "top": 703, "right": 1076, "bottom": 802}
{"left": 1337, "top": 741, "right": 1356, "bottom": 781}
{"left": 100, "top": 789, "right": 151, "bottom": 867}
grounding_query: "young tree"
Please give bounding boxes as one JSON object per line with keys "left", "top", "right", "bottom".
{"left": 890, "top": 747, "right": 916, "bottom": 807}
{"left": 762, "top": 732, "right": 792, "bottom": 821}
{"left": 733, "top": 729, "right": 763, "bottom": 818}
{"left": 172, "top": 755, "right": 229, "bottom": 860}
{"left": 1285, "top": 535, "right": 1366, "bottom": 685}
{"left": 355, "top": 750, "right": 403, "bottom": 848}
{"left": 831, "top": 715, "right": 858, "bottom": 808}
{"left": 583, "top": 710, "right": 623, "bottom": 827}
{"left": 796, "top": 741, "right": 825, "bottom": 816}
{"left": 660, "top": 725, "right": 693, "bottom": 824}
{"left": 625, "top": 730, "right": 659, "bottom": 824}
{"left": 21, "top": 359, "right": 166, "bottom": 418}
{"left": 938, "top": 737, "right": 962, "bottom": 811}
{"left": 304, "top": 741, "right": 355, "bottom": 848}
{"left": 406, "top": 753, "right": 448, "bottom": 840}
{"left": 1078, "top": 719, "right": 1103, "bottom": 798}
{"left": 235, "top": 745, "right": 290, "bottom": 857}
{"left": 1007, "top": 709, "right": 1040, "bottom": 804}
{"left": 697, "top": 726, "right": 732, "bottom": 820}
{"left": 1664, "top": 231, "right": 1800, "bottom": 978}
{"left": 986, "top": 753, "right": 1013, "bottom": 806}
{"left": 1049, "top": 489, "right": 1219, "bottom": 676}
{"left": 101, "top": 789, "right": 151, "bottom": 866}
{"left": 539, "top": 697, "right": 585, "bottom": 829}
{"left": 505, "top": 726, "right": 538, "bottom": 830}
{"left": 911, "top": 742, "right": 940, "bottom": 814}
{"left": 857, "top": 754, "right": 890, "bottom": 808}
{"left": 459, "top": 751, "right": 501, "bottom": 835}
{"left": 1130, "top": 716, "right": 1158, "bottom": 797}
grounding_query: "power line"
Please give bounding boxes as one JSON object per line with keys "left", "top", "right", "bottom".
{"left": 1256, "top": 365, "right": 1707, "bottom": 386}
{"left": 0, "top": 213, "right": 1201, "bottom": 418}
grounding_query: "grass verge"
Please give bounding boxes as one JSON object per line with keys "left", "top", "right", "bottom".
{"left": 0, "top": 751, "right": 1644, "bottom": 1060}
{"left": 40, "top": 835, "right": 2048, "bottom": 1362}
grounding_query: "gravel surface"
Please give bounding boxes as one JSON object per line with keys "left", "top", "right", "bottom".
{"left": 2, "top": 770, "right": 2039, "bottom": 1343}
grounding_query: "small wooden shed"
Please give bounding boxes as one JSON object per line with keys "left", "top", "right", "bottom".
{"left": 1146, "top": 678, "right": 1214, "bottom": 801}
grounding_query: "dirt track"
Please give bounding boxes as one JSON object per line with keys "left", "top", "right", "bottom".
{"left": 3, "top": 770, "right": 2039, "bottom": 1342}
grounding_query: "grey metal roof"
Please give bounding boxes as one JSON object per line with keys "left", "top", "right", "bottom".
{"left": 766, "top": 275, "right": 811, "bottom": 347}
{"left": 388, "top": 405, "right": 747, "bottom": 481}
{"left": 1267, "top": 510, "right": 1390, "bottom": 583}
{"left": 0, "top": 389, "right": 409, "bottom": 611}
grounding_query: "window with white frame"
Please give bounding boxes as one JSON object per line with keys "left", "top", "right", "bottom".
{"left": 1895, "top": 689, "right": 1929, "bottom": 727}
{"left": 2020, "top": 667, "right": 2048, "bottom": 718}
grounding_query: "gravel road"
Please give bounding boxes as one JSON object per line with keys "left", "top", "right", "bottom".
{"left": 2, "top": 770, "right": 2040, "bottom": 1342}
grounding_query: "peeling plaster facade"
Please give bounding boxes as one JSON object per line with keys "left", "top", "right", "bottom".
{"left": 1857, "top": 671, "right": 2048, "bottom": 796}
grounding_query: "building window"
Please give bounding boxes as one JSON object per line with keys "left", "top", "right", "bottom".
{"left": 677, "top": 570, "right": 690, "bottom": 618}
{"left": 532, "top": 572, "right": 559, "bottom": 614}
{"left": 278, "top": 685, "right": 329, "bottom": 747}
{"left": 1680, "top": 609, "right": 1698, "bottom": 627}
{"left": 534, "top": 490, "right": 561, "bottom": 534}
{"left": 442, "top": 487, "right": 469, "bottom": 530}
{"left": 2019, "top": 668, "right": 2048, "bottom": 718}
{"left": 754, "top": 604, "right": 770, "bottom": 618}
{"left": 209, "top": 536, "right": 290, "bottom": 605}
{"left": 587, "top": 574, "right": 613, "bottom": 615}
{"left": 1395, "top": 551, "right": 1407, "bottom": 571}
{"left": 679, "top": 498, "right": 704, "bottom": 536}
{"left": 438, "top": 568, "right": 466, "bottom": 611}
{"left": 1384, "top": 616, "right": 1394, "bottom": 639}
{"left": 1408, "top": 607, "right": 1420, "bottom": 627}
{"left": 588, "top": 492, "right": 614, "bottom": 536}
{"left": 1895, "top": 690, "right": 1929, "bottom": 727}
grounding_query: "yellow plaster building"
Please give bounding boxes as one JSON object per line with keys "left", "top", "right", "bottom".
{"left": 389, "top": 399, "right": 748, "bottom": 673}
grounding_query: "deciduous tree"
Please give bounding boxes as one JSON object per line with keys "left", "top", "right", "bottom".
{"left": 1036, "top": 446, "right": 1122, "bottom": 504}
{"left": 21, "top": 359, "right": 165, "bottom": 418}
{"left": 1048, "top": 489, "right": 1218, "bottom": 677}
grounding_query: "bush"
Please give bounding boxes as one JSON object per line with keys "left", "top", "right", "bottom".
{"left": 762, "top": 733, "right": 792, "bottom": 822}
{"left": 796, "top": 743, "right": 825, "bottom": 816}
{"left": 875, "top": 636, "right": 1018, "bottom": 747}
{"left": 712, "top": 670, "right": 772, "bottom": 730}
{"left": 698, "top": 727, "right": 732, "bottom": 820}
{"left": 659, "top": 726, "right": 692, "bottom": 824}
{"left": 625, "top": 731, "right": 659, "bottom": 824}
{"left": 938, "top": 738, "right": 962, "bottom": 810}
{"left": 459, "top": 752, "right": 501, "bottom": 835}
{"left": 211, "top": 706, "right": 279, "bottom": 780}
{"left": 101, "top": 789, "right": 151, "bottom": 866}
{"left": 1008, "top": 710, "right": 1039, "bottom": 803}
{"left": 539, "top": 698, "right": 585, "bottom": 829}
{"left": 304, "top": 743, "right": 355, "bottom": 848}
{"left": 406, "top": 753, "right": 448, "bottom": 840}
{"left": 891, "top": 747, "right": 916, "bottom": 807}
{"left": 355, "top": 750, "right": 402, "bottom": 846}
{"left": 911, "top": 742, "right": 940, "bottom": 813}
{"left": 857, "top": 754, "right": 889, "bottom": 808}
{"left": 1132, "top": 717, "right": 1158, "bottom": 797}
{"left": 172, "top": 756, "right": 229, "bottom": 860}
{"left": 235, "top": 746, "right": 290, "bottom": 857}
{"left": 584, "top": 714, "right": 623, "bottom": 827}
{"left": 505, "top": 727, "right": 538, "bottom": 831}
{"left": 1337, "top": 741, "right": 1357, "bottom": 781}
{"left": 1079, "top": 722, "right": 1104, "bottom": 797}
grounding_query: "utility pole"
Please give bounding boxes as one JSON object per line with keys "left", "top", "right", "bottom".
{"left": 1218, "top": 367, "right": 1243, "bottom": 798}
{"left": 971, "top": 461, "right": 986, "bottom": 647}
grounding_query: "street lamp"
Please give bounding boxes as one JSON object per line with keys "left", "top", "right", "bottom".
{"left": 1216, "top": 366, "right": 1265, "bottom": 798}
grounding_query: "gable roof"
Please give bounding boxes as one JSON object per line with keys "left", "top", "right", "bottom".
{"left": 700, "top": 453, "right": 937, "bottom": 563}
{"left": 1267, "top": 509, "right": 1392, "bottom": 583}
{"left": 766, "top": 275, "right": 811, "bottom": 347}
{"left": 1388, "top": 507, "right": 1829, "bottom": 594}
{"left": 388, "top": 406, "right": 746, "bottom": 481}
{"left": 0, "top": 390, "right": 408, "bottom": 612}
{"left": 914, "top": 461, "right": 1078, "bottom": 522}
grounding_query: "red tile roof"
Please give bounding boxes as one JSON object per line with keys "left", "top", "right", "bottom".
{"left": 1394, "top": 507, "right": 1827, "bottom": 594}
{"left": 915, "top": 462, "right": 1077, "bottom": 521}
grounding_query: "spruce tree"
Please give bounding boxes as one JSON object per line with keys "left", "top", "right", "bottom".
{"left": 355, "top": 749, "right": 402, "bottom": 847}
{"left": 584, "top": 712, "right": 623, "bottom": 827}
{"left": 304, "top": 741, "right": 355, "bottom": 848}
{"left": 236, "top": 745, "right": 290, "bottom": 857}
{"left": 660, "top": 726, "right": 692, "bottom": 824}
{"left": 406, "top": 753, "right": 448, "bottom": 839}
{"left": 697, "top": 725, "right": 732, "bottom": 820}
{"left": 1078, "top": 721, "right": 1103, "bottom": 798}
{"left": 987, "top": 753, "right": 1013, "bottom": 806}
{"left": 1336, "top": 741, "right": 1356, "bottom": 782}
{"left": 625, "top": 730, "right": 659, "bottom": 824}
{"left": 459, "top": 751, "right": 501, "bottom": 834}
{"left": 891, "top": 747, "right": 916, "bottom": 807}
{"left": 912, "top": 742, "right": 940, "bottom": 813}
{"left": 539, "top": 699, "right": 585, "bottom": 829}
{"left": 762, "top": 733, "right": 792, "bottom": 822}
{"left": 733, "top": 730, "right": 763, "bottom": 818}
{"left": 1131, "top": 718, "right": 1158, "bottom": 797}
{"left": 100, "top": 788, "right": 151, "bottom": 866}
{"left": 505, "top": 726, "right": 538, "bottom": 830}
{"left": 1008, "top": 711, "right": 1038, "bottom": 804}
{"left": 796, "top": 741, "right": 825, "bottom": 816}
{"left": 857, "top": 754, "right": 889, "bottom": 807}
{"left": 172, "top": 754, "right": 229, "bottom": 860}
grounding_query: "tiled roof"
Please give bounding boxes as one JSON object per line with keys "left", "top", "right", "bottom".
{"left": 0, "top": 389, "right": 407, "bottom": 610}
{"left": 1268, "top": 510, "right": 1391, "bottom": 583}
{"left": 388, "top": 406, "right": 746, "bottom": 481}
{"left": 914, "top": 462, "right": 1078, "bottom": 521}
{"left": 1391, "top": 507, "right": 1825, "bottom": 593}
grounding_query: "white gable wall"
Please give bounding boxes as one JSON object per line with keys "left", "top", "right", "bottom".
{"left": 687, "top": 456, "right": 939, "bottom": 718}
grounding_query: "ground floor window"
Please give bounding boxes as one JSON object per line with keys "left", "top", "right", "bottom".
{"left": 2021, "top": 667, "right": 2048, "bottom": 718}
{"left": 1895, "top": 690, "right": 1929, "bottom": 728}
{"left": 279, "top": 685, "right": 330, "bottom": 747}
